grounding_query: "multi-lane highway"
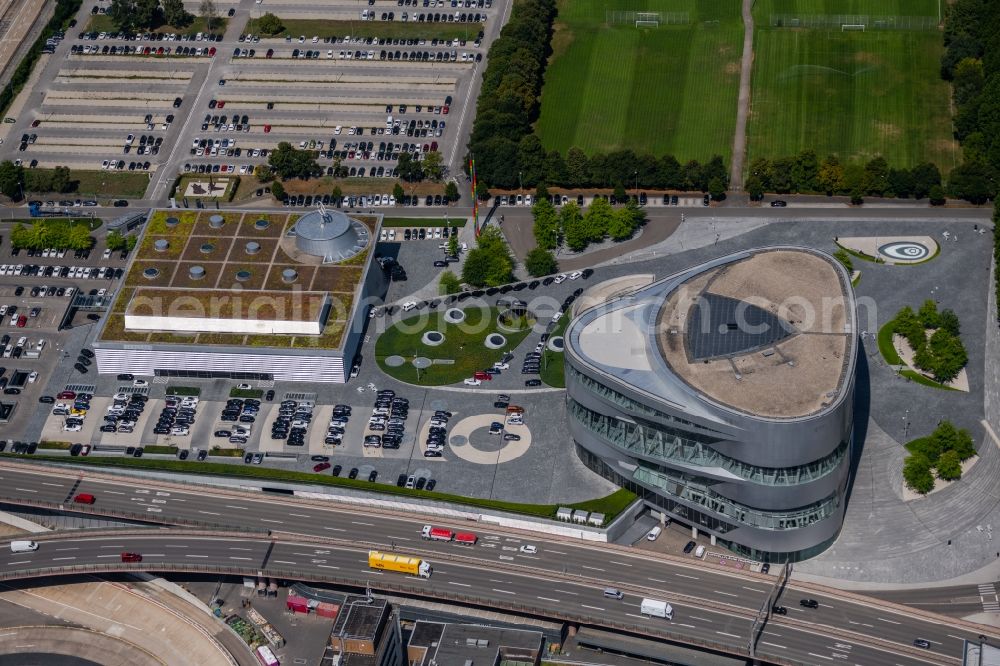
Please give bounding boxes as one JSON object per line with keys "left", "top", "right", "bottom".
{"left": 0, "top": 461, "right": 992, "bottom": 665}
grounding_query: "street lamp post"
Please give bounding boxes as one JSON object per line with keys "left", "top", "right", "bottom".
{"left": 518, "top": 171, "right": 522, "bottom": 193}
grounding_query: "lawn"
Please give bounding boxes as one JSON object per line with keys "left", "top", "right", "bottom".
{"left": 536, "top": 0, "right": 742, "bottom": 162}
{"left": 25, "top": 169, "right": 151, "bottom": 199}
{"left": 249, "top": 17, "right": 480, "bottom": 43}
{"left": 375, "top": 307, "right": 532, "bottom": 385}
{"left": 540, "top": 316, "right": 569, "bottom": 388}
{"left": 748, "top": 0, "right": 957, "bottom": 168}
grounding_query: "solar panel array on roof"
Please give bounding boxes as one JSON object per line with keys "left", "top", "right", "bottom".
{"left": 687, "top": 293, "right": 795, "bottom": 361}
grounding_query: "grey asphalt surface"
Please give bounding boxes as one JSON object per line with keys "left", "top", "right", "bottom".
{"left": 0, "top": 462, "right": 990, "bottom": 665}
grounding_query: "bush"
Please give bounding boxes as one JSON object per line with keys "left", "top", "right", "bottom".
{"left": 439, "top": 270, "right": 462, "bottom": 295}
{"left": 936, "top": 450, "right": 963, "bottom": 481}
{"left": 833, "top": 249, "right": 853, "bottom": 273}
{"left": 257, "top": 11, "right": 283, "bottom": 34}
{"left": 903, "top": 453, "right": 935, "bottom": 494}
{"left": 525, "top": 247, "right": 558, "bottom": 277}
{"left": 270, "top": 180, "right": 285, "bottom": 201}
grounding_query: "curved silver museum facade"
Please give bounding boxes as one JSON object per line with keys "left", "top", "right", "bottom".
{"left": 565, "top": 247, "right": 858, "bottom": 562}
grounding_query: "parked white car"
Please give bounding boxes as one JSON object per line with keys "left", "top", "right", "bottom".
{"left": 463, "top": 378, "right": 481, "bottom": 386}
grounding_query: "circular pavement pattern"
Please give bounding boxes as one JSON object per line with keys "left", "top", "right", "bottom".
{"left": 413, "top": 357, "right": 432, "bottom": 369}
{"left": 384, "top": 355, "right": 405, "bottom": 367}
{"left": 443, "top": 308, "right": 466, "bottom": 324}
{"left": 421, "top": 331, "right": 445, "bottom": 346}
{"left": 485, "top": 333, "right": 507, "bottom": 350}
{"left": 878, "top": 241, "right": 931, "bottom": 262}
{"left": 547, "top": 336, "right": 565, "bottom": 352}
{"left": 444, "top": 414, "right": 531, "bottom": 464}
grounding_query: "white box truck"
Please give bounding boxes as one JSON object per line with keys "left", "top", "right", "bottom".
{"left": 641, "top": 598, "right": 673, "bottom": 619}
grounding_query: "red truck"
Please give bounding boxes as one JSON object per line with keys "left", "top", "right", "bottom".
{"left": 421, "top": 525, "right": 453, "bottom": 541}
{"left": 455, "top": 532, "right": 478, "bottom": 546}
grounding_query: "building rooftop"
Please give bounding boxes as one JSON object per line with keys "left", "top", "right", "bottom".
{"left": 407, "top": 621, "right": 543, "bottom": 666}
{"left": 333, "top": 595, "right": 389, "bottom": 641}
{"left": 98, "top": 209, "right": 376, "bottom": 351}
{"left": 568, "top": 248, "right": 855, "bottom": 422}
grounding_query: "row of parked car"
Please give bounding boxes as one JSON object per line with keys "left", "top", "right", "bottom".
{"left": 325, "top": 404, "right": 352, "bottom": 445}
{"left": 79, "top": 29, "right": 223, "bottom": 43}
{"left": 366, "top": 390, "right": 408, "bottom": 449}
{"left": 154, "top": 395, "right": 198, "bottom": 437}
{"left": 272, "top": 399, "right": 314, "bottom": 446}
{"left": 98, "top": 392, "right": 147, "bottom": 435}
{"left": 71, "top": 43, "right": 215, "bottom": 57}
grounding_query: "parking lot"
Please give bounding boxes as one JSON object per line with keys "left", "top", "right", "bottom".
{"left": 0, "top": 0, "right": 504, "bottom": 204}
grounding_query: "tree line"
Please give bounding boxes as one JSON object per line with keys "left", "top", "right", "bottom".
{"left": 106, "top": 0, "right": 220, "bottom": 33}
{"left": 902, "top": 420, "right": 976, "bottom": 494}
{"left": 11, "top": 219, "right": 94, "bottom": 251}
{"left": 745, "top": 152, "right": 946, "bottom": 205}
{"left": 892, "top": 301, "right": 967, "bottom": 384}
{"left": 940, "top": 0, "right": 1000, "bottom": 204}
{"left": 0, "top": 161, "right": 78, "bottom": 199}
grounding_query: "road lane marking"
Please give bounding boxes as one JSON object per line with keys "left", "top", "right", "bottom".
{"left": 675, "top": 573, "right": 698, "bottom": 580}
{"left": 948, "top": 634, "right": 966, "bottom": 641}
{"left": 273, "top": 560, "right": 297, "bottom": 565}
{"left": 55, "top": 548, "right": 79, "bottom": 552}
{"left": 877, "top": 617, "right": 901, "bottom": 625}
{"left": 548, "top": 549, "right": 566, "bottom": 555}
{"left": 324, "top": 527, "right": 346, "bottom": 532}
{"left": 351, "top": 521, "right": 374, "bottom": 526}
{"left": 51, "top": 557, "right": 76, "bottom": 561}
{"left": 807, "top": 654, "right": 833, "bottom": 661}
{"left": 449, "top": 582, "right": 471, "bottom": 587}
{"left": 7, "top": 561, "right": 30, "bottom": 565}
{"left": 492, "top": 588, "right": 515, "bottom": 595}
{"left": 675, "top": 623, "right": 695, "bottom": 629}
{"left": 648, "top": 577, "right": 666, "bottom": 583}
{"left": 260, "top": 519, "right": 281, "bottom": 523}
{"left": 104, "top": 491, "right": 124, "bottom": 495}
{"left": 554, "top": 589, "right": 578, "bottom": 596}
{"left": 716, "top": 632, "right": 741, "bottom": 639}
{"left": 99, "top": 545, "right": 124, "bottom": 549}
{"left": 229, "top": 547, "right": 253, "bottom": 551}
{"left": 761, "top": 641, "right": 787, "bottom": 649}
{"left": 625, "top": 613, "right": 644, "bottom": 620}
{"left": 714, "top": 590, "right": 738, "bottom": 597}
{"left": 225, "top": 505, "right": 248, "bottom": 510}
{"left": 143, "top": 554, "right": 164, "bottom": 557}
{"left": 742, "top": 586, "right": 767, "bottom": 593}
{"left": 537, "top": 597, "right": 559, "bottom": 602}
{"left": 185, "top": 555, "right": 208, "bottom": 558}
{"left": 147, "top": 508, "right": 161, "bottom": 513}
{"left": 289, "top": 513, "right": 310, "bottom": 518}
{"left": 317, "top": 565, "right": 339, "bottom": 570}
{"left": 690, "top": 616, "right": 713, "bottom": 623}
{"left": 609, "top": 560, "right": 632, "bottom": 567}
{"left": 96, "top": 554, "right": 118, "bottom": 558}
{"left": 580, "top": 565, "right": 604, "bottom": 572}
{"left": 13, "top": 488, "right": 36, "bottom": 493}
{"left": 198, "top": 511, "right": 220, "bottom": 516}
{"left": 581, "top": 604, "right": 604, "bottom": 611}
{"left": 41, "top": 483, "right": 61, "bottom": 487}
{"left": 230, "top": 557, "right": 253, "bottom": 561}
{"left": 763, "top": 631, "right": 782, "bottom": 637}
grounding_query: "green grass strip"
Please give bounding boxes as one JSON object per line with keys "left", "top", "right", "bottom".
{"left": 253, "top": 17, "right": 479, "bottom": 43}
{"left": 3, "top": 454, "right": 635, "bottom": 521}
{"left": 876, "top": 319, "right": 958, "bottom": 391}
{"left": 540, "top": 316, "right": 569, "bottom": 388}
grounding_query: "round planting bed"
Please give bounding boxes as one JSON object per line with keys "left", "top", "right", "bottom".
{"left": 485, "top": 333, "right": 507, "bottom": 350}
{"left": 443, "top": 308, "right": 466, "bottom": 324}
{"left": 421, "top": 331, "right": 446, "bottom": 347}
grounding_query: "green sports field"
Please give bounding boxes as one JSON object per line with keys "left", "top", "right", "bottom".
{"left": 748, "top": 0, "right": 957, "bottom": 168}
{"left": 535, "top": 0, "right": 742, "bottom": 162}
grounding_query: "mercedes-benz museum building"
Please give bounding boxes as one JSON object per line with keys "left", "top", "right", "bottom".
{"left": 565, "top": 247, "right": 858, "bottom": 562}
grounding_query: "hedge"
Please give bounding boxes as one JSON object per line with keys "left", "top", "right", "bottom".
{"left": 4, "top": 454, "right": 636, "bottom": 521}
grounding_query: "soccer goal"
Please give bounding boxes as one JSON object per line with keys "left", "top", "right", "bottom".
{"left": 635, "top": 11, "right": 660, "bottom": 27}
{"left": 841, "top": 23, "right": 866, "bottom": 31}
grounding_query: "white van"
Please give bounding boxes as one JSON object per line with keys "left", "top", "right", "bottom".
{"left": 10, "top": 540, "right": 38, "bottom": 552}
{"left": 646, "top": 526, "right": 662, "bottom": 541}
{"left": 640, "top": 598, "right": 673, "bottom": 619}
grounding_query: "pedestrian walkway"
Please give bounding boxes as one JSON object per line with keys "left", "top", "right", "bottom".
{"left": 979, "top": 584, "right": 1000, "bottom": 612}
{"left": 729, "top": 0, "right": 755, "bottom": 190}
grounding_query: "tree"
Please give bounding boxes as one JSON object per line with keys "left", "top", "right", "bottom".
{"left": 439, "top": 270, "right": 462, "bottom": 295}
{"left": 928, "top": 184, "right": 947, "bottom": 205}
{"left": 863, "top": 156, "right": 890, "bottom": 196}
{"left": 423, "top": 151, "right": 444, "bottom": 181}
{"left": 254, "top": 164, "right": 273, "bottom": 181}
{"left": 936, "top": 450, "right": 963, "bottom": 481}
{"left": 161, "top": 0, "right": 193, "bottom": 27}
{"left": 565, "top": 147, "right": 589, "bottom": 187}
{"left": 444, "top": 181, "right": 459, "bottom": 202}
{"left": 267, "top": 142, "right": 320, "bottom": 180}
{"left": 66, "top": 224, "right": 93, "bottom": 251}
{"left": 708, "top": 177, "right": 726, "bottom": 201}
{"left": 938, "top": 309, "right": 961, "bottom": 336}
{"left": 200, "top": 0, "right": 219, "bottom": 31}
{"left": 0, "top": 160, "right": 23, "bottom": 199}
{"left": 107, "top": 0, "right": 160, "bottom": 32}
{"left": 461, "top": 226, "right": 513, "bottom": 287}
{"left": 331, "top": 185, "right": 343, "bottom": 205}
{"left": 535, "top": 182, "right": 549, "bottom": 202}
{"left": 918, "top": 299, "right": 940, "bottom": 328}
{"left": 745, "top": 175, "right": 764, "bottom": 201}
{"left": 392, "top": 183, "right": 405, "bottom": 204}
{"left": 49, "top": 166, "right": 71, "bottom": 194}
{"left": 270, "top": 180, "right": 286, "bottom": 201}
{"left": 257, "top": 11, "right": 283, "bottom": 34}
{"left": 951, "top": 426, "right": 977, "bottom": 461}
{"left": 927, "top": 328, "right": 968, "bottom": 383}
{"left": 608, "top": 200, "right": 643, "bottom": 241}
{"left": 532, "top": 198, "right": 559, "bottom": 250}
{"left": 582, "top": 196, "right": 613, "bottom": 242}
{"left": 948, "top": 160, "right": 995, "bottom": 204}
{"left": 613, "top": 182, "right": 627, "bottom": 204}
{"left": 447, "top": 234, "right": 459, "bottom": 257}
{"left": 475, "top": 181, "right": 491, "bottom": 201}
{"left": 396, "top": 152, "right": 423, "bottom": 182}
{"left": 817, "top": 155, "right": 845, "bottom": 195}
{"left": 106, "top": 230, "right": 128, "bottom": 251}
{"left": 560, "top": 202, "right": 586, "bottom": 252}
{"left": 903, "top": 453, "right": 935, "bottom": 494}
{"left": 525, "top": 247, "right": 557, "bottom": 277}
